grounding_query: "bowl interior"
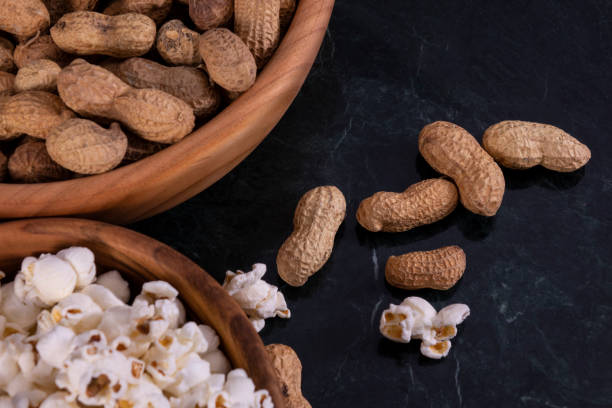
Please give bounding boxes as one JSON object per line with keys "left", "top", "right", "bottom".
{"left": 0, "top": 218, "right": 284, "bottom": 407}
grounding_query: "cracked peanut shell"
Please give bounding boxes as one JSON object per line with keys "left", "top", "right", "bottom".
{"left": 8, "top": 141, "right": 71, "bottom": 182}
{"left": 234, "top": 0, "right": 281, "bottom": 68}
{"left": 418, "top": 121, "right": 505, "bottom": 217}
{"left": 385, "top": 246, "right": 466, "bottom": 290}
{"left": 482, "top": 120, "right": 591, "bottom": 172}
{"left": 277, "top": 185, "right": 346, "bottom": 287}
{"left": 265, "top": 344, "right": 311, "bottom": 408}
{"left": 356, "top": 178, "right": 458, "bottom": 232}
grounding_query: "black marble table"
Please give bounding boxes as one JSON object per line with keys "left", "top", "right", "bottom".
{"left": 134, "top": 1, "right": 612, "bottom": 406}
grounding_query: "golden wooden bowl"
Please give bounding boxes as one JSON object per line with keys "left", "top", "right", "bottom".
{"left": 0, "top": 218, "right": 284, "bottom": 407}
{"left": 0, "top": 0, "right": 334, "bottom": 224}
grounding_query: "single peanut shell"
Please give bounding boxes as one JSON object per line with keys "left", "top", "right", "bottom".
{"left": 386, "top": 246, "right": 466, "bottom": 290}
{"left": 199, "top": 28, "right": 257, "bottom": 93}
{"left": 0, "top": 37, "right": 15, "bottom": 72}
{"left": 8, "top": 141, "right": 71, "bottom": 182}
{"left": 14, "top": 35, "right": 69, "bottom": 69}
{"left": 235, "top": 0, "right": 281, "bottom": 68}
{"left": 266, "top": 344, "right": 312, "bottom": 408}
{"left": 123, "top": 133, "right": 164, "bottom": 163}
{"left": 46, "top": 119, "right": 127, "bottom": 174}
{"left": 14, "top": 59, "right": 62, "bottom": 92}
{"left": 0, "top": 150, "right": 7, "bottom": 181}
{"left": 157, "top": 19, "right": 201, "bottom": 66}
{"left": 0, "top": 72, "right": 15, "bottom": 96}
{"left": 0, "top": 91, "right": 75, "bottom": 140}
{"left": 277, "top": 186, "right": 346, "bottom": 287}
{"left": 482, "top": 120, "right": 591, "bottom": 172}
{"left": 189, "top": 0, "right": 233, "bottom": 31}
{"left": 51, "top": 12, "right": 156, "bottom": 58}
{"left": 108, "top": 57, "right": 220, "bottom": 118}
{"left": 418, "top": 121, "right": 505, "bottom": 217}
{"left": 104, "top": 0, "right": 172, "bottom": 24}
{"left": 357, "top": 178, "right": 458, "bottom": 233}
{"left": 280, "top": 0, "right": 296, "bottom": 32}
{"left": 0, "top": 0, "right": 50, "bottom": 38}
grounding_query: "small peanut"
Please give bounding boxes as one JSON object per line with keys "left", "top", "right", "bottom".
{"left": 13, "top": 35, "right": 69, "bottom": 69}
{"left": 356, "top": 178, "right": 458, "bottom": 233}
{"left": 8, "top": 141, "right": 71, "bottom": 183}
{"left": 189, "top": 0, "right": 233, "bottom": 31}
{"left": 418, "top": 121, "right": 505, "bottom": 217}
{"left": 14, "top": 59, "right": 62, "bottom": 92}
{"left": 107, "top": 57, "right": 220, "bottom": 118}
{"left": 265, "top": 344, "right": 311, "bottom": 408}
{"left": 0, "top": 0, "right": 50, "bottom": 38}
{"left": 57, "top": 59, "right": 194, "bottom": 143}
{"left": 385, "top": 246, "right": 466, "bottom": 290}
{"left": 104, "top": 0, "right": 172, "bottom": 24}
{"left": 482, "top": 120, "right": 591, "bottom": 172}
{"left": 276, "top": 186, "right": 346, "bottom": 287}
{"left": 199, "top": 28, "right": 257, "bottom": 93}
{"left": 0, "top": 72, "right": 15, "bottom": 96}
{"left": 235, "top": 0, "right": 281, "bottom": 68}
{"left": 0, "top": 91, "right": 75, "bottom": 140}
{"left": 0, "top": 37, "right": 15, "bottom": 73}
{"left": 51, "top": 11, "right": 156, "bottom": 58}
{"left": 157, "top": 19, "right": 201, "bottom": 66}
{"left": 46, "top": 119, "right": 128, "bottom": 174}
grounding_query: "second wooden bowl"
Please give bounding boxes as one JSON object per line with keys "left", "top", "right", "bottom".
{"left": 0, "top": 218, "right": 284, "bottom": 407}
{"left": 0, "top": 0, "right": 334, "bottom": 224}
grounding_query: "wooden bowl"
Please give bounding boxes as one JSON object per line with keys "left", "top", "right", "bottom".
{"left": 0, "top": 218, "right": 284, "bottom": 407}
{"left": 0, "top": 0, "right": 334, "bottom": 224}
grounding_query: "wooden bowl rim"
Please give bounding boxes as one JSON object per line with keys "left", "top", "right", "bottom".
{"left": 0, "top": 217, "right": 284, "bottom": 407}
{"left": 0, "top": 0, "right": 335, "bottom": 223}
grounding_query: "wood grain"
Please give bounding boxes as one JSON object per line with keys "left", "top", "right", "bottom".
{"left": 0, "top": 218, "right": 285, "bottom": 408}
{"left": 0, "top": 0, "right": 334, "bottom": 224}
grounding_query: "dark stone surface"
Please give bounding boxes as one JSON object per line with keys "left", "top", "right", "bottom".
{"left": 133, "top": 1, "right": 612, "bottom": 407}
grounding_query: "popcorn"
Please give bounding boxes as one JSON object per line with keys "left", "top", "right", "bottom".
{"left": 36, "top": 326, "right": 76, "bottom": 368}
{"left": 420, "top": 339, "right": 452, "bottom": 359}
{"left": 379, "top": 303, "right": 415, "bottom": 343}
{"left": 51, "top": 293, "right": 103, "bottom": 333}
{"left": 1, "top": 282, "right": 41, "bottom": 332}
{"left": 56, "top": 247, "right": 96, "bottom": 289}
{"left": 80, "top": 284, "right": 126, "bottom": 310}
{"left": 118, "top": 376, "right": 170, "bottom": 408}
{"left": 14, "top": 254, "right": 77, "bottom": 307}
{"left": 223, "top": 264, "right": 290, "bottom": 332}
{"left": 164, "top": 353, "right": 211, "bottom": 397}
{"left": 96, "top": 270, "right": 130, "bottom": 303}
{"left": 40, "top": 392, "right": 79, "bottom": 408}
{"left": 202, "top": 349, "right": 231, "bottom": 374}
{"left": 254, "top": 390, "right": 274, "bottom": 408}
{"left": 10, "top": 389, "right": 47, "bottom": 408}
{"left": 0, "top": 337, "right": 19, "bottom": 389}
{"left": 431, "top": 303, "right": 470, "bottom": 341}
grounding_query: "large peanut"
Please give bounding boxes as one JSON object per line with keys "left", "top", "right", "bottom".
{"left": 276, "top": 186, "right": 346, "bottom": 287}
{"left": 266, "top": 344, "right": 312, "bottom": 408}
{"left": 189, "top": 0, "right": 233, "bottom": 31}
{"left": 107, "top": 57, "right": 220, "bottom": 118}
{"left": 57, "top": 59, "right": 194, "bottom": 143}
{"left": 357, "top": 178, "right": 458, "bottom": 232}
{"left": 157, "top": 19, "right": 201, "bottom": 66}
{"left": 199, "top": 28, "right": 257, "bottom": 93}
{"left": 0, "top": 0, "right": 50, "bottom": 38}
{"left": 51, "top": 12, "right": 156, "bottom": 58}
{"left": 0, "top": 91, "right": 74, "bottom": 140}
{"left": 235, "top": 0, "right": 281, "bottom": 68}
{"left": 482, "top": 120, "right": 591, "bottom": 172}
{"left": 104, "top": 0, "right": 172, "bottom": 24}
{"left": 418, "top": 121, "right": 505, "bottom": 217}
{"left": 0, "top": 37, "right": 15, "bottom": 73}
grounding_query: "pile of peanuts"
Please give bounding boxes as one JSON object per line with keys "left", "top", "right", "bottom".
{"left": 0, "top": 0, "right": 295, "bottom": 182}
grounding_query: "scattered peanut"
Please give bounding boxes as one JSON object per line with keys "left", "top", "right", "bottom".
{"left": 0, "top": 37, "right": 14, "bottom": 73}
{"left": 0, "top": 0, "right": 50, "bottom": 38}
{"left": 13, "top": 35, "right": 69, "bottom": 69}
{"left": 104, "top": 0, "right": 172, "bottom": 24}
{"left": 0, "top": 150, "right": 7, "bottom": 181}
{"left": 265, "top": 344, "right": 312, "bottom": 408}
{"left": 107, "top": 57, "right": 220, "bottom": 118}
{"left": 57, "top": 59, "right": 194, "bottom": 143}
{"left": 0, "top": 72, "right": 15, "bottom": 96}
{"left": 199, "top": 28, "right": 257, "bottom": 93}
{"left": 482, "top": 120, "right": 591, "bottom": 172}
{"left": 8, "top": 141, "right": 71, "bottom": 182}
{"left": 0, "top": 91, "right": 74, "bottom": 140}
{"left": 156, "top": 19, "right": 201, "bottom": 66}
{"left": 46, "top": 119, "right": 128, "bottom": 174}
{"left": 189, "top": 0, "right": 233, "bottom": 31}
{"left": 51, "top": 11, "right": 156, "bottom": 58}
{"left": 14, "top": 59, "right": 62, "bottom": 92}
{"left": 277, "top": 186, "right": 346, "bottom": 287}
{"left": 356, "top": 178, "right": 458, "bottom": 232}
{"left": 235, "top": 0, "right": 281, "bottom": 68}
{"left": 385, "top": 246, "right": 466, "bottom": 290}
{"left": 419, "top": 121, "right": 505, "bottom": 217}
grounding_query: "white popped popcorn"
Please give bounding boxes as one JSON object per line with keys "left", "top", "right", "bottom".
{"left": 222, "top": 264, "right": 291, "bottom": 332}
{"left": 379, "top": 296, "right": 470, "bottom": 359}
{"left": 0, "top": 248, "right": 274, "bottom": 407}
